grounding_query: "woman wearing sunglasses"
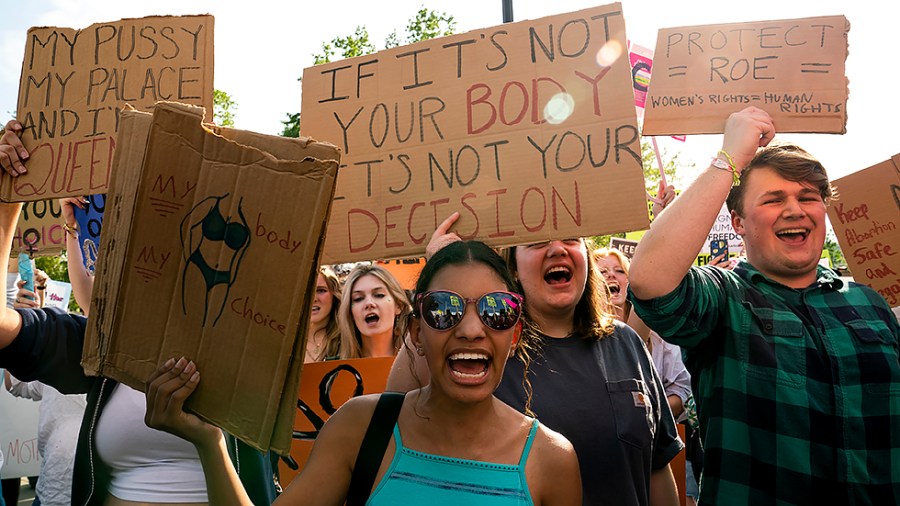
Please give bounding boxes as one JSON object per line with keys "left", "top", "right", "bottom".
{"left": 388, "top": 214, "right": 683, "bottom": 506}
{"left": 144, "top": 241, "right": 582, "bottom": 505}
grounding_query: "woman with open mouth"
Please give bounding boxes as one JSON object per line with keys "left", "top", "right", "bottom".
{"left": 338, "top": 264, "right": 412, "bottom": 359}
{"left": 388, "top": 213, "right": 683, "bottom": 506}
{"left": 144, "top": 241, "right": 582, "bottom": 505}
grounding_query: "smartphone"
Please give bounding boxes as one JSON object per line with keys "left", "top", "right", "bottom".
{"left": 18, "top": 252, "right": 34, "bottom": 300}
{"left": 709, "top": 239, "right": 729, "bottom": 260}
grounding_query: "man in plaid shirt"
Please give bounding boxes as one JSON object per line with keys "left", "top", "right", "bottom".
{"left": 629, "top": 106, "right": 900, "bottom": 505}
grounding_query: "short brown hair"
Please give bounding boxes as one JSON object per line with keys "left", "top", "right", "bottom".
{"left": 726, "top": 142, "right": 835, "bottom": 216}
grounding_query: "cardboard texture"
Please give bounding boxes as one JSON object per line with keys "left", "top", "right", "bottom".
{"left": 10, "top": 199, "right": 65, "bottom": 257}
{"left": 82, "top": 102, "right": 340, "bottom": 453}
{"left": 278, "top": 357, "right": 394, "bottom": 487}
{"left": 4, "top": 15, "right": 215, "bottom": 203}
{"left": 301, "top": 3, "right": 649, "bottom": 264}
{"left": 827, "top": 155, "right": 900, "bottom": 306}
{"left": 643, "top": 15, "right": 849, "bottom": 135}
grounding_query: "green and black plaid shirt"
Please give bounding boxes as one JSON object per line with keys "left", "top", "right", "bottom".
{"left": 630, "top": 262, "right": 900, "bottom": 505}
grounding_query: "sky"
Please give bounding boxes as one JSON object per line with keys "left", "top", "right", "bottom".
{"left": 1, "top": 0, "right": 896, "bottom": 183}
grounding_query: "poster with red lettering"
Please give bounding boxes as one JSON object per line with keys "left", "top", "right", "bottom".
{"left": 301, "top": 3, "right": 649, "bottom": 264}
{"left": 9, "top": 199, "right": 65, "bottom": 257}
{"left": 3, "top": 15, "right": 215, "bottom": 203}
{"left": 827, "top": 154, "right": 900, "bottom": 306}
{"left": 643, "top": 15, "right": 849, "bottom": 135}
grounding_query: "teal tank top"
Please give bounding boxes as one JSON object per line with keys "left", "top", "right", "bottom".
{"left": 367, "top": 418, "right": 539, "bottom": 505}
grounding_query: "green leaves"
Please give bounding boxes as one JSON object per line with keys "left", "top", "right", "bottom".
{"left": 282, "top": 8, "right": 456, "bottom": 138}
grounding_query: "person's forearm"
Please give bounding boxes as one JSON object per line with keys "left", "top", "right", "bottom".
{"left": 630, "top": 166, "right": 733, "bottom": 299}
{"left": 65, "top": 231, "right": 94, "bottom": 315}
{"left": 194, "top": 432, "right": 255, "bottom": 506}
{"left": 631, "top": 107, "right": 774, "bottom": 301}
{"left": 649, "top": 465, "right": 680, "bottom": 506}
{"left": 0, "top": 203, "right": 24, "bottom": 348}
{"left": 667, "top": 394, "right": 684, "bottom": 419}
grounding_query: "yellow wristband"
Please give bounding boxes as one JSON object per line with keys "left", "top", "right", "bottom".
{"left": 714, "top": 150, "right": 740, "bottom": 186}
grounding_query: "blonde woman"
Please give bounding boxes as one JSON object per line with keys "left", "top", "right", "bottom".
{"left": 338, "top": 264, "right": 411, "bottom": 359}
{"left": 305, "top": 266, "right": 342, "bottom": 363}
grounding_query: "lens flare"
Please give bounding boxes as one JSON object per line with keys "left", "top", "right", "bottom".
{"left": 544, "top": 93, "right": 575, "bottom": 125}
{"left": 596, "top": 39, "right": 623, "bottom": 67}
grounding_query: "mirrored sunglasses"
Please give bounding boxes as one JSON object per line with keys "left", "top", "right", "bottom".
{"left": 415, "top": 290, "right": 524, "bottom": 331}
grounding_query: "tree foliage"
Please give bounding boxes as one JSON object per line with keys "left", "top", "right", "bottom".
{"left": 402, "top": 7, "right": 456, "bottom": 44}
{"left": 825, "top": 229, "right": 847, "bottom": 269}
{"left": 213, "top": 89, "right": 238, "bottom": 127}
{"left": 281, "top": 8, "right": 455, "bottom": 137}
{"left": 312, "top": 25, "right": 376, "bottom": 65}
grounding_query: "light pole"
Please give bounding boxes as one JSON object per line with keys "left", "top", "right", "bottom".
{"left": 502, "top": 0, "right": 513, "bottom": 23}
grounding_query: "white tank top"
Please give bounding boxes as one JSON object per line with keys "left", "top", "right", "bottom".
{"left": 95, "top": 384, "right": 208, "bottom": 502}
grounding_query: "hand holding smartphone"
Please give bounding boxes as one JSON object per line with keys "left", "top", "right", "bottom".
{"left": 709, "top": 239, "right": 729, "bottom": 260}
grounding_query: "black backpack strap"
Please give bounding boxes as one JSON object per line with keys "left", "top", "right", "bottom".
{"left": 346, "top": 392, "right": 406, "bottom": 506}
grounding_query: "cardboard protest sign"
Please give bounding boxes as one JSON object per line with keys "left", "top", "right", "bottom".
{"left": 73, "top": 194, "right": 105, "bottom": 274}
{"left": 82, "top": 103, "right": 340, "bottom": 453}
{"left": 3, "top": 15, "right": 214, "bottom": 203}
{"left": 10, "top": 199, "right": 65, "bottom": 257}
{"left": 643, "top": 15, "right": 849, "bottom": 135}
{"left": 827, "top": 155, "right": 900, "bottom": 305}
{"left": 278, "top": 357, "right": 394, "bottom": 487}
{"left": 0, "top": 382, "right": 41, "bottom": 479}
{"left": 302, "top": 3, "right": 649, "bottom": 264}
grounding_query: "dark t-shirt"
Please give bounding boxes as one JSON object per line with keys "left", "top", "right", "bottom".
{"left": 495, "top": 322, "right": 682, "bottom": 506}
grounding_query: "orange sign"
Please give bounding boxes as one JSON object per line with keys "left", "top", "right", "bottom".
{"left": 376, "top": 258, "right": 425, "bottom": 290}
{"left": 278, "top": 357, "right": 395, "bottom": 486}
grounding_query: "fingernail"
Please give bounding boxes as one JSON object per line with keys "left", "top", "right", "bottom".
{"left": 20, "top": 150, "right": 28, "bottom": 160}
{"left": 184, "top": 360, "right": 196, "bottom": 375}
{"left": 175, "top": 356, "right": 187, "bottom": 369}
{"left": 164, "top": 358, "right": 175, "bottom": 368}
{"left": 190, "top": 371, "right": 200, "bottom": 383}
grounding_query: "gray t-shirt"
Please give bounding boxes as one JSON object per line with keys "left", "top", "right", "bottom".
{"left": 495, "top": 321, "right": 683, "bottom": 506}
{"left": 6, "top": 274, "right": 19, "bottom": 309}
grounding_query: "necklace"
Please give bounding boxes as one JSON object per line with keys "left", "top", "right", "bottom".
{"left": 308, "top": 329, "right": 325, "bottom": 357}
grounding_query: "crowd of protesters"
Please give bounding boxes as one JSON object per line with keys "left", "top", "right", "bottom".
{"left": 0, "top": 100, "right": 897, "bottom": 506}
